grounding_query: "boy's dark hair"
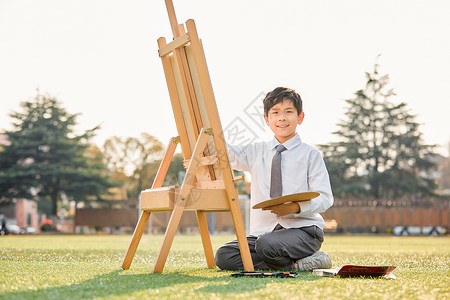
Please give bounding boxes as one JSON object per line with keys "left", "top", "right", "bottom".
{"left": 263, "top": 87, "right": 302, "bottom": 116}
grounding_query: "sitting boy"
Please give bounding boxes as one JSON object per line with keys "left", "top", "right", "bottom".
{"left": 215, "top": 87, "right": 334, "bottom": 271}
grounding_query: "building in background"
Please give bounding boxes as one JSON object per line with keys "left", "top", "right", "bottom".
{"left": 0, "top": 133, "right": 39, "bottom": 233}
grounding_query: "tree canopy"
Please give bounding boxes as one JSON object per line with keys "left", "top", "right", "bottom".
{"left": 102, "top": 133, "right": 181, "bottom": 198}
{"left": 320, "top": 62, "right": 437, "bottom": 199}
{"left": 0, "top": 92, "right": 115, "bottom": 216}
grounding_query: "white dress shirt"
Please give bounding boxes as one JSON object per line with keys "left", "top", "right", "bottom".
{"left": 227, "top": 134, "right": 334, "bottom": 236}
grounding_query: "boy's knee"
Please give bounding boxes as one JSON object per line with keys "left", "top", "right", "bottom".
{"left": 255, "top": 235, "right": 277, "bottom": 259}
{"left": 214, "top": 246, "right": 232, "bottom": 270}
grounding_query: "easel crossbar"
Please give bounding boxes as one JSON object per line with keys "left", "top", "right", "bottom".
{"left": 158, "top": 33, "right": 190, "bottom": 57}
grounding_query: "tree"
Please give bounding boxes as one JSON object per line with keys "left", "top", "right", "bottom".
{"left": 439, "top": 143, "right": 450, "bottom": 194}
{"left": 320, "top": 61, "right": 436, "bottom": 199}
{"left": 0, "top": 92, "right": 114, "bottom": 216}
{"left": 102, "top": 133, "right": 168, "bottom": 198}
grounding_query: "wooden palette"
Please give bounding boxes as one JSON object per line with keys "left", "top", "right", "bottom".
{"left": 252, "top": 192, "right": 320, "bottom": 209}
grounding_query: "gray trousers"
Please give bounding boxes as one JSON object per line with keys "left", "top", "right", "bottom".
{"left": 215, "top": 225, "right": 323, "bottom": 270}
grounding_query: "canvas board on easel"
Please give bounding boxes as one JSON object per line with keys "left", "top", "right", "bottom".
{"left": 121, "top": 0, "right": 254, "bottom": 273}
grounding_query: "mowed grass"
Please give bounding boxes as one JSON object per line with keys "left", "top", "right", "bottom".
{"left": 0, "top": 234, "right": 449, "bottom": 299}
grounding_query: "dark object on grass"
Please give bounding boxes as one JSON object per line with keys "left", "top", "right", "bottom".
{"left": 231, "top": 271, "right": 299, "bottom": 278}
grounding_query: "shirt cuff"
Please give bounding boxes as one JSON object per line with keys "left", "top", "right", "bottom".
{"left": 298, "top": 200, "right": 312, "bottom": 216}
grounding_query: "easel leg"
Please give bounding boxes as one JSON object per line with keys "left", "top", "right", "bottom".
{"left": 152, "top": 129, "right": 210, "bottom": 273}
{"left": 152, "top": 204, "right": 185, "bottom": 273}
{"left": 229, "top": 201, "right": 254, "bottom": 271}
{"left": 122, "top": 211, "right": 151, "bottom": 269}
{"left": 196, "top": 210, "right": 215, "bottom": 268}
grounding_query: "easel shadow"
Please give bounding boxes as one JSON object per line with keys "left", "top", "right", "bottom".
{"left": 3, "top": 269, "right": 323, "bottom": 299}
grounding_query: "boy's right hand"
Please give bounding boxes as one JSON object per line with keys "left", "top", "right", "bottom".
{"left": 262, "top": 202, "right": 301, "bottom": 217}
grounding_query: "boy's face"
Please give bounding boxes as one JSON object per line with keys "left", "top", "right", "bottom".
{"left": 264, "top": 99, "right": 304, "bottom": 143}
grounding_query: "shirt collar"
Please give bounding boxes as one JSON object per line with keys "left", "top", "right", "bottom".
{"left": 270, "top": 134, "right": 302, "bottom": 150}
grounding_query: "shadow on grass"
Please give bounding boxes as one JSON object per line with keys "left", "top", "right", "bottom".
{"left": 2, "top": 269, "right": 322, "bottom": 299}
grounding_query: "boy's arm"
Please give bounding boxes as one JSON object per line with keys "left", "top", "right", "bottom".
{"left": 288, "top": 150, "right": 334, "bottom": 218}
{"left": 226, "top": 144, "right": 252, "bottom": 172}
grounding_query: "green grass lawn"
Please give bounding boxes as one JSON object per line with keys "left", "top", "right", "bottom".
{"left": 0, "top": 234, "right": 449, "bottom": 299}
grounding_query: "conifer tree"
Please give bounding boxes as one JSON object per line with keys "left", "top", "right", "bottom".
{"left": 320, "top": 62, "right": 436, "bottom": 198}
{"left": 0, "top": 92, "right": 114, "bottom": 216}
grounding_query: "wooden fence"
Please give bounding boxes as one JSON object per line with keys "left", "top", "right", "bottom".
{"left": 74, "top": 197, "right": 449, "bottom": 234}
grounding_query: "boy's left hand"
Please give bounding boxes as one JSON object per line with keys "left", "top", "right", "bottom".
{"left": 262, "top": 202, "right": 300, "bottom": 217}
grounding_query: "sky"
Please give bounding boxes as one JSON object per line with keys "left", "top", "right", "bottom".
{"left": 1, "top": 0, "right": 449, "bottom": 156}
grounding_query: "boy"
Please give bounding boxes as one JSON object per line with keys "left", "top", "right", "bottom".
{"left": 215, "top": 87, "right": 334, "bottom": 271}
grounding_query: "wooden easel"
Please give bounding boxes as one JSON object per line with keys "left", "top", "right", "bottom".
{"left": 121, "top": 0, "right": 254, "bottom": 273}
